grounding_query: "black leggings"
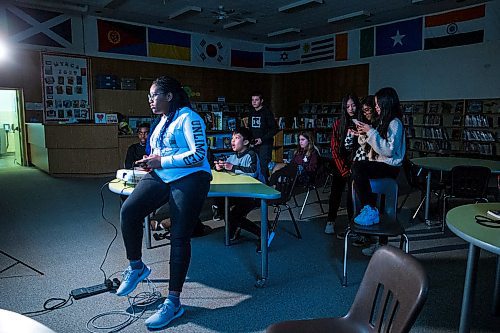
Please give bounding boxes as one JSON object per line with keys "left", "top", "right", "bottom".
{"left": 120, "top": 171, "right": 211, "bottom": 292}
{"left": 328, "top": 166, "right": 353, "bottom": 222}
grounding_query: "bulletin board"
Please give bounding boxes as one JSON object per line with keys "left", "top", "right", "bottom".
{"left": 41, "top": 53, "right": 91, "bottom": 122}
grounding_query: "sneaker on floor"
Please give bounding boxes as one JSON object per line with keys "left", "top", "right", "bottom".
{"left": 354, "top": 205, "right": 380, "bottom": 226}
{"left": 115, "top": 265, "right": 151, "bottom": 296}
{"left": 324, "top": 221, "right": 335, "bottom": 234}
{"left": 212, "top": 205, "right": 221, "bottom": 221}
{"left": 145, "top": 299, "right": 185, "bottom": 329}
{"left": 362, "top": 243, "right": 382, "bottom": 257}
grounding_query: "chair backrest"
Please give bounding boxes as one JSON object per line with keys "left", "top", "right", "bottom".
{"left": 352, "top": 178, "right": 398, "bottom": 222}
{"left": 269, "top": 166, "right": 299, "bottom": 205}
{"left": 346, "top": 246, "right": 429, "bottom": 333}
{"left": 450, "top": 165, "right": 491, "bottom": 198}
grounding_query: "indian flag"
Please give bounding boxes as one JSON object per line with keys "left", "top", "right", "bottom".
{"left": 424, "top": 4, "right": 485, "bottom": 50}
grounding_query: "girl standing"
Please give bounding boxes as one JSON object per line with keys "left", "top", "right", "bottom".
{"left": 325, "top": 94, "right": 361, "bottom": 235}
{"left": 116, "top": 76, "right": 212, "bottom": 329}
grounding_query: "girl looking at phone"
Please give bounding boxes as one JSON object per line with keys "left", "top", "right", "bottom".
{"left": 351, "top": 87, "right": 406, "bottom": 254}
{"left": 325, "top": 94, "right": 361, "bottom": 235}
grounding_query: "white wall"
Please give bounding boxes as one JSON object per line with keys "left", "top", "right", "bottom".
{"left": 369, "top": 40, "right": 500, "bottom": 100}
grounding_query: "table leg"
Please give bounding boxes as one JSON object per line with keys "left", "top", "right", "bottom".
{"left": 256, "top": 199, "right": 268, "bottom": 288}
{"left": 459, "top": 244, "right": 480, "bottom": 333}
{"left": 144, "top": 214, "right": 152, "bottom": 249}
{"left": 493, "top": 255, "right": 500, "bottom": 316}
{"left": 424, "top": 170, "right": 431, "bottom": 224}
{"left": 224, "top": 197, "right": 230, "bottom": 246}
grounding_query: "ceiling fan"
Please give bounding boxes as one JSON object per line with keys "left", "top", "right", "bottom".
{"left": 209, "top": 5, "right": 251, "bottom": 25}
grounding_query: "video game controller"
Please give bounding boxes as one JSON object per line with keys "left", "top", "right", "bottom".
{"left": 134, "top": 161, "right": 148, "bottom": 168}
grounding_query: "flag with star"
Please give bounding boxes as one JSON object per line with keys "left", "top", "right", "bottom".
{"left": 191, "top": 34, "right": 229, "bottom": 66}
{"left": 264, "top": 44, "right": 301, "bottom": 67}
{"left": 376, "top": 17, "right": 423, "bottom": 56}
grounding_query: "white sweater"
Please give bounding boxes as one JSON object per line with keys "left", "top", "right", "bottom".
{"left": 358, "top": 118, "right": 406, "bottom": 167}
{"left": 150, "top": 107, "right": 211, "bottom": 183}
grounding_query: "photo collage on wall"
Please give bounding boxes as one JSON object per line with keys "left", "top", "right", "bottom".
{"left": 42, "top": 53, "right": 91, "bottom": 122}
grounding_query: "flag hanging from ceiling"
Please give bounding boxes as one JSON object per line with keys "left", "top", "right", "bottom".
{"left": 376, "top": 17, "right": 423, "bottom": 56}
{"left": 191, "top": 35, "right": 229, "bottom": 66}
{"left": 97, "top": 19, "right": 147, "bottom": 56}
{"left": 360, "top": 27, "right": 374, "bottom": 58}
{"left": 5, "top": 5, "right": 74, "bottom": 48}
{"left": 335, "top": 33, "right": 348, "bottom": 61}
{"left": 231, "top": 49, "right": 263, "bottom": 68}
{"left": 300, "top": 36, "right": 335, "bottom": 64}
{"left": 148, "top": 27, "right": 191, "bottom": 61}
{"left": 264, "top": 44, "right": 301, "bottom": 66}
{"left": 424, "top": 4, "right": 485, "bottom": 50}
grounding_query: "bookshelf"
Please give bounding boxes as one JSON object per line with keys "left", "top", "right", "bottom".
{"left": 191, "top": 101, "right": 251, "bottom": 160}
{"left": 274, "top": 102, "right": 341, "bottom": 161}
{"left": 403, "top": 98, "right": 499, "bottom": 158}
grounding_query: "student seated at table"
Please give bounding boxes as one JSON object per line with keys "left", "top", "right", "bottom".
{"left": 214, "top": 127, "right": 266, "bottom": 252}
{"left": 269, "top": 131, "right": 319, "bottom": 186}
{"left": 124, "top": 123, "right": 150, "bottom": 169}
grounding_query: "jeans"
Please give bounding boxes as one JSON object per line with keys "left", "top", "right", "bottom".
{"left": 120, "top": 170, "right": 211, "bottom": 292}
{"left": 255, "top": 143, "right": 273, "bottom": 181}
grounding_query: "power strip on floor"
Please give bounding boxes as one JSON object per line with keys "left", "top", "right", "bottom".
{"left": 71, "top": 280, "right": 113, "bottom": 300}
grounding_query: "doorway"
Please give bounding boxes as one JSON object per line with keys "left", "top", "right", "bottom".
{"left": 0, "top": 89, "right": 26, "bottom": 168}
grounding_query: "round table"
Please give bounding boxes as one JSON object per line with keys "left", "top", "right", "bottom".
{"left": 446, "top": 202, "right": 500, "bottom": 333}
{"left": 0, "top": 309, "right": 57, "bottom": 333}
{"left": 411, "top": 157, "right": 500, "bottom": 225}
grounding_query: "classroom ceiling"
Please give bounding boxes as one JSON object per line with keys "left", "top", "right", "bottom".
{"left": 12, "top": 0, "right": 488, "bottom": 43}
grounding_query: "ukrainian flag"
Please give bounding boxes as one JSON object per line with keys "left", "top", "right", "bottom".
{"left": 148, "top": 28, "right": 191, "bottom": 61}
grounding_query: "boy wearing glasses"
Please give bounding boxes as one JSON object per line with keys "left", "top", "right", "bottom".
{"left": 124, "top": 123, "right": 150, "bottom": 168}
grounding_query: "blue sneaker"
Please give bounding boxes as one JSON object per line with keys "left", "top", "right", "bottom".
{"left": 354, "top": 205, "right": 380, "bottom": 226}
{"left": 145, "top": 299, "right": 185, "bottom": 329}
{"left": 115, "top": 265, "right": 151, "bottom": 296}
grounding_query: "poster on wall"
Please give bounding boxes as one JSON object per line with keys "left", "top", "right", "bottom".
{"left": 41, "top": 53, "right": 91, "bottom": 122}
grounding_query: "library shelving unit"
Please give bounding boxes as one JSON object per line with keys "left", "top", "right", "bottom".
{"left": 274, "top": 102, "right": 341, "bottom": 161}
{"left": 402, "top": 98, "right": 499, "bottom": 158}
{"left": 191, "top": 101, "right": 251, "bottom": 160}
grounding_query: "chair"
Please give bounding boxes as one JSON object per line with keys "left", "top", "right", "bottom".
{"left": 442, "top": 165, "right": 491, "bottom": 233}
{"left": 293, "top": 168, "right": 325, "bottom": 220}
{"left": 398, "top": 158, "right": 446, "bottom": 222}
{"left": 268, "top": 167, "right": 301, "bottom": 247}
{"left": 266, "top": 246, "right": 429, "bottom": 333}
{"left": 344, "top": 178, "right": 409, "bottom": 286}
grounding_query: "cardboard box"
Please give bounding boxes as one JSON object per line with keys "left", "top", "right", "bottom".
{"left": 120, "top": 78, "right": 136, "bottom": 90}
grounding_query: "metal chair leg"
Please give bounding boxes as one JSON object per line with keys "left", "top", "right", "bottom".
{"left": 322, "top": 173, "right": 332, "bottom": 193}
{"left": 268, "top": 208, "right": 281, "bottom": 247}
{"left": 314, "top": 186, "right": 325, "bottom": 214}
{"left": 287, "top": 204, "right": 301, "bottom": 239}
{"left": 342, "top": 229, "right": 352, "bottom": 287}
{"left": 299, "top": 189, "right": 311, "bottom": 219}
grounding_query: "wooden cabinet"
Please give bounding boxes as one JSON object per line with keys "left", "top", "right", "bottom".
{"left": 403, "top": 98, "right": 499, "bottom": 158}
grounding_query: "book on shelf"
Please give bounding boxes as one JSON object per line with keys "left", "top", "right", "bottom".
{"left": 226, "top": 117, "right": 237, "bottom": 131}
{"left": 207, "top": 136, "right": 216, "bottom": 149}
{"left": 222, "top": 136, "right": 231, "bottom": 149}
{"left": 204, "top": 112, "right": 215, "bottom": 130}
{"left": 467, "top": 100, "right": 483, "bottom": 113}
{"left": 211, "top": 104, "right": 220, "bottom": 112}
{"left": 201, "top": 103, "right": 209, "bottom": 112}
{"left": 301, "top": 104, "right": 311, "bottom": 114}
{"left": 213, "top": 111, "right": 223, "bottom": 130}
{"left": 278, "top": 117, "right": 286, "bottom": 129}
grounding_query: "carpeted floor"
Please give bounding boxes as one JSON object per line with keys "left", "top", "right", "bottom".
{"left": 0, "top": 165, "right": 498, "bottom": 332}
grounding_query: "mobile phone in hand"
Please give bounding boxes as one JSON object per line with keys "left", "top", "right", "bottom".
{"left": 352, "top": 119, "right": 362, "bottom": 126}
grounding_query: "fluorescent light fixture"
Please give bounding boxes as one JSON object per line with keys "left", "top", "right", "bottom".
{"left": 278, "top": 0, "right": 324, "bottom": 13}
{"left": 328, "top": 10, "right": 370, "bottom": 23}
{"left": 411, "top": 0, "right": 424, "bottom": 3}
{"left": 168, "top": 6, "right": 202, "bottom": 19}
{"left": 15, "top": 0, "right": 88, "bottom": 12}
{"left": 223, "top": 18, "right": 257, "bottom": 30}
{"left": 267, "top": 28, "right": 301, "bottom": 38}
